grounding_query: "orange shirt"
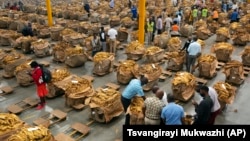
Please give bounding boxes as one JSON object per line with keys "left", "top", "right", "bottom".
{"left": 213, "top": 10, "right": 218, "bottom": 19}
{"left": 172, "top": 25, "right": 179, "bottom": 31}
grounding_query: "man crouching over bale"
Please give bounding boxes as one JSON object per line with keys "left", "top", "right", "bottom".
{"left": 121, "top": 75, "right": 148, "bottom": 125}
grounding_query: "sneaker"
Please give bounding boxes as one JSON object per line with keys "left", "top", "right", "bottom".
{"left": 36, "top": 104, "right": 44, "bottom": 110}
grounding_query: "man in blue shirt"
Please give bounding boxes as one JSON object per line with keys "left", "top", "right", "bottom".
{"left": 121, "top": 75, "right": 148, "bottom": 125}
{"left": 230, "top": 9, "right": 238, "bottom": 23}
{"left": 161, "top": 93, "right": 185, "bottom": 125}
{"left": 187, "top": 36, "right": 201, "bottom": 73}
{"left": 131, "top": 5, "right": 137, "bottom": 20}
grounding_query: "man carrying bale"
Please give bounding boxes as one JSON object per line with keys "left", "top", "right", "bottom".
{"left": 121, "top": 75, "right": 148, "bottom": 125}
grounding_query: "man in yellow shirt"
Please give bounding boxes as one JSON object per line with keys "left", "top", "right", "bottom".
{"left": 147, "top": 17, "right": 154, "bottom": 45}
{"left": 192, "top": 6, "right": 198, "bottom": 25}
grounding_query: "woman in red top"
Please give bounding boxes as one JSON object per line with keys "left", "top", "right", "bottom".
{"left": 30, "top": 61, "right": 48, "bottom": 110}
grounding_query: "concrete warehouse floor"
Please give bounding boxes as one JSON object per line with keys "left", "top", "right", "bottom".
{"left": 0, "top": 33, "right": 249, "bottom": 141}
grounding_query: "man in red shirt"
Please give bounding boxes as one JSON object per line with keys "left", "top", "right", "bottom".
{"left": 30, "top": 61, "right": 48, "bottom": 110}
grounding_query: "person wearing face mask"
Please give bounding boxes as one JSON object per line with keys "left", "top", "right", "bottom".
{"left": 192, "top": 85, "right": 213, "bottom": 124}
{"left": 121, "top": 75, "right": 149, "bottom": 125}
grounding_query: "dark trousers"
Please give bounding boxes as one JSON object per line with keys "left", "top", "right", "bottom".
{"left": 207, "top": 109, "right": 221, "bottom": 125}
{"left": 157, "top": 29, "right": 162, "bottom": 34}
{"left": 121, "top": 96, "right": 131, "bottom": 125}
{"left": 187, "top": 55, "right": 196, "bottom": 73}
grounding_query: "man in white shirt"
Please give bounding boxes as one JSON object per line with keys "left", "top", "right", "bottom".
{"left": 187, "top": 36, "right": 201, "bottom": 73}
{"left": 107, "top": 26, "right": 118, "bottom": 54}
{"left": 165, "top": 15, "right": 173, "bottom": 33}
{"left": 196, "top": 85, "right": 221, "bottom": 125}
{"left": 156, "top": 15, "right": 163, "bottom": 34}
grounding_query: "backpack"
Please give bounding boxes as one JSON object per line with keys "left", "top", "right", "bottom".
{"left": 40, "top": 64, "right": 52, "bottom": 83}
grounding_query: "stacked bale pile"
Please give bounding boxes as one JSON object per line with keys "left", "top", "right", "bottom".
{"left": 7, "top": 125, "right": 54, "bottom": 141}
{"left": 47, "top": 68, "right": 71, "bottom": 98}
{"left": 144, "top": 46, "right": 164, "bottom": 63}
{"left": 223, "top": 60, "right": 244, "bottom": 85}
{"left": 52, "top": 41, "right": 72, "bottom": 62}
{"left": 127, "top": 96, "right": 145, "bottom": 125}
{"left": 211, "top": 42, "right": 234, "bottom": 62}
{"left": 197, "top": 54, "right": 218, "bottom": 78}
{"left": 89, "top": 88, "right": 123, "bottom": 123}
{"left": 116, "top": 60, "right": 139, "bottom": 84}
{"left": 172, "top": 72, "right": 196, "bottom": 102}
{"left": 14, "top": 60, "right": 33, "bottom": 86}
{"left": 13, "top": 36, "right": 37, "bottom": 53}
{"left": 64, "top": 45, "right": 88, "bottom": 68}
{"left": 93, "top": 52, "right": 114, "bottom": 76}
{"left": 213, "top": 82, "right": 236, "bottom": 110}
{"left": 0, "top": 113, "right": 24, "bottom": 140}
{"left": 125, "top": 40, "right": 145, "bottom": 60}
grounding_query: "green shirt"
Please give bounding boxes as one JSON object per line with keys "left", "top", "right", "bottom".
{"left": 202, "top": 9, "right": 208, "bottom": 17}
{"left": 192, "top": 9, "right": 198, "bottom": 18}
{"left": 147, "top": 22, "right": 154, "bottom": 32}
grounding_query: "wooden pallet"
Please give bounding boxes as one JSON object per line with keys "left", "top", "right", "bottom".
{"left": 0, "top": 86, "right": 14, "bottom": 96}
{"left": 159, "top": 70, "right": 173, "bottom": 82}
{"left": 243, "top": 67, "right": 250, "bottom": 76}
{"left": 225, "top": 79, "right": 244, "bottom": 87}
{"left": 195, "top": 77, "right": 208, "bottom": 85}
{"left": 7, "top": 97, "right": 39, "bottom": 114}
{"left": 216, "top": 62, "right": 225, "bottom": 71}
{"left": 81, "top": 75, "right": 94, "bottom": 82}
{"left": 105, "top": 83, "right": 120, "bottom": 90}
{"left": 33, "top": 109, "right": 67, "bottom": 128}
{"left": 54, "top": 122, "right": 90, "bottom": 141}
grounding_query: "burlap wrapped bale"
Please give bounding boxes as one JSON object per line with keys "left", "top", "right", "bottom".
{"left": 0, "top": 17, "right": 11, "bottom": 29}
{"left": 223, "top": 60, "right": 244, "bottom": 85}
{"left": 63, "top": 33, "right": 86, "bottom": 46}
{"left": 0, "top": 113, "right": 25, "bottom": 141}
{"left": 59, "top": 28, "right": 76, "bottom": 42}
{"left": 213, "top": 82, "right": 236, "bottom": 110}
{"left": 218, "top": 12, "right": 230, "bottom": 26}
{"left": 88, "top": 23, "right": 100, "bottom": 36}
{"left": 52, "top": 42, "right": 72, "bottom": 62}
{"left": 208, "top": 21, "right": 220, "bottom": 34}
{"left": 167, "top": 37, "right": 182, "bottom": 52}
{"left": 144, "top": 46, "right": 164, "bottom": 63}
{"left": 20, "top": 36, "right": 38, "bottom": 54}
{"left": 121, "top": 17, "right": 134, "bottom": 28}
{"left": 65, "top": 46, "right": 88, "bottom": 68}
{"left": 12, "top": 36, "right": 36, "bottom": 50}
{"left": 194, "top": 19, "right": 207, "bottom": 29}
{"left": 119, "top": 8, "right": 132, "bottom": 19}
{"left": 16, "top": 20, "right": 27, "bottom": 33}
{"left": 2, "top": 52, "right": 29, "bottom": 78}
{"left": 180, "top": 24, "right": 194, "bottom": 37}
{"left": 211, "top": 42, "right": 234, "bottom": 62}
{"left": 14, "top": 61, "right": 33, "bottom": 86}
{"left": 125, "top": 40, "right": 145, "bottom": 60}
{"left": 153, "top": 32, "right": 170, "bottom": 49}
{"left": 110, "top": 16, "right": 121, "bottom": 27}
{"left": 231, "top": 27, "right": 249, "bottom": 46}
{"left": 47, "top": 68, "right": 71, "bottom": 98}
{"left": 117, "top": 27, "right": 129, "bottom": 42}
{"left": 0, "top": 49, "right": 13, "bottom": 69}
{"left": 89, "top": 88, "right": 124, "bottom": 123}
{"left": 23, "top": 5, "right": 37, "bottom": 13}
{"left": 140, "top": 63, "right": 162, "bottom": 90}
{"left": 77, "top": 11, "right": 89, "bottom": 21}
{"left": 116, "top": 60, "right": 139, "bottom": 84}
{"left": 31, "top": 39, "right": 50, "bottom": 57}
{"left": 0, "top": 30, "right": 22, "bottom": 46}
{"left": 99, "top": 14, "right": 110, "bottom": 25}
{"left": 197, "top": 39, "right": 206, "bottom": 50}
{"left": 9, "top": 20, "right": 18, "bottom": 31}
{"left": 7, "top": 125, "right": 54, "bottom": 141}
{"left": 127, "top": 96, "right": 145, "bottom": 125}
{"left": 165, "top": 51, "right": 185, "bottom": 71}
{"left": 66, "top": 21, "right": 80, "bottom": 32}
{"left": 130, "top": 30, "right": 138, "bottom": 41}
{"left": 216, "top": 27, "right": 230, "bottom": 42}
{"left": 50, "top": 25, "right": 64, "bottom": 41}
{"left": 55, "top": 18, "right": 67, "bottom": 27}
{"left": 196, "top": 26, "right": 212, "bottom": 40}
{"left": 93, "top": 52, "right": 115, "bottom": 76}
{"left": 197, "top": 54, "right": 218, "bottom": 78}
{"left": 229, "top": 22, "right": 241, "bottom": 34}
{"left": 241, "top": 46, "right": 250, "bottom": 66}
{"left": 27, "top": 13, "right": 38, "bottom": 23}
{"left": 54, "top": 75, "right": 95, "bottom": 107}
{"left": 90, "top": 12, "right": 100, "bottom": 23}
{"left": 37, "top": 6, "right": 47, "bottom": 15}
{"left": 78, "top": 22, "right": 91, "bottom": 34}
{"left": 172, "top": 72, "right": 196, "bottom": 102}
